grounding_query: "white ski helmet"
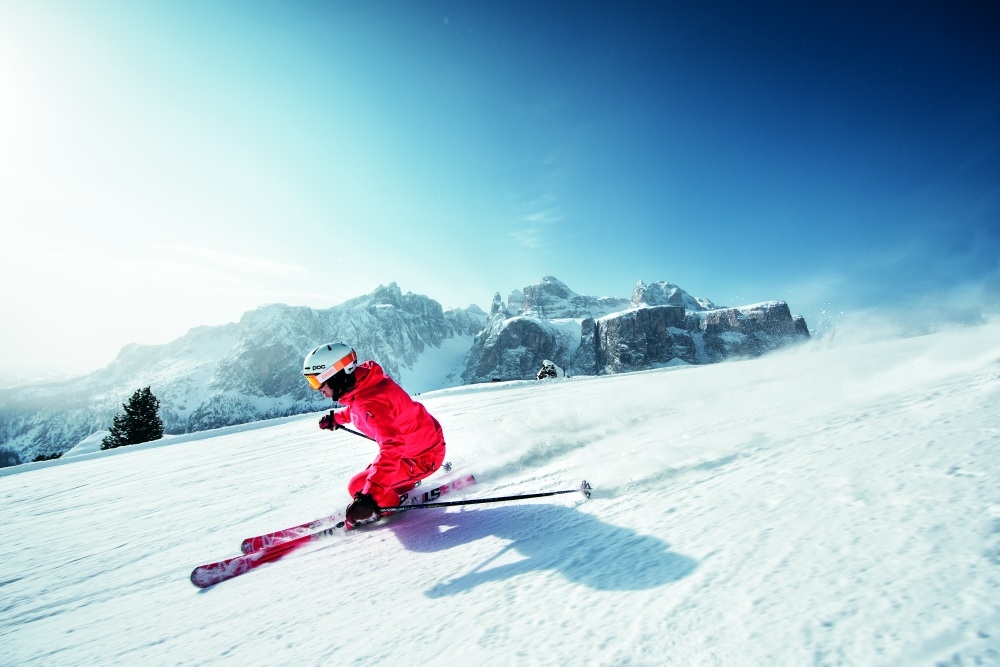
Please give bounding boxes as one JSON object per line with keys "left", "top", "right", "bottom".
{"left": 303, "top": 342, "right": 358, "bottom": 390}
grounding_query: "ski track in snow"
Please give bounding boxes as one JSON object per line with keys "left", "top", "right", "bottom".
{"left": 1, "top": 324, "right": 999, "bottom": 665}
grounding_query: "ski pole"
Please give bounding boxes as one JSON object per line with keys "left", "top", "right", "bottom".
{"left": 379, "top": 480, "right": 592, "bottom": 515}
{"left": 338, "top": 425, "right": 375, "bottom": 442}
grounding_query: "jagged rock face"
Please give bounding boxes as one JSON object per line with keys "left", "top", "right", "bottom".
{"left": 573, "top": 300, "right": 810, "bottom": 375}
{"left": 573, "top": 318, "right": 599, "bottom": 376}
{"left": 589, "top": 306, "right": 691, "bottom": 374}
{"left": 698, "top": 301, "right": 808, "bottom": 360}
{"left": 0, "top": 283, "right": 486, "bottom": 465}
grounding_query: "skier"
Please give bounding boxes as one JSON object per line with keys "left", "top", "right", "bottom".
{"left": 536, "top": 359, "right": 562, "bottom": 380}
{"left": 302, "top": 342, "right": 447, "bottom": 529}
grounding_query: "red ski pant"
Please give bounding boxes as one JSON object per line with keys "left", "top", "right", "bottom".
{"left": 347, "top": 444, "right": 446, "bottom": 508}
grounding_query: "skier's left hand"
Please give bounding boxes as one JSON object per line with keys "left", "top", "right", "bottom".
{"left": 345, "top": 492, "right": 380, "bottom": 528}
{"left": 318, "top": 411, "right": 339, "bottom": 430}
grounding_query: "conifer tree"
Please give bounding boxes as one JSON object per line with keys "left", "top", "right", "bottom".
{"left": 101, "top": 386, "right": 164, "bottom": 450}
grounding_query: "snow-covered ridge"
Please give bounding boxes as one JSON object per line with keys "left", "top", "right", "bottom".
{"left": 0, "top": 282, "right": 485, "bottom": 465}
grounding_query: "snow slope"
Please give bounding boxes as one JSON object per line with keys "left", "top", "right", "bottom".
{"left": 2, "top": 324, "right": 999, "bottom": 666}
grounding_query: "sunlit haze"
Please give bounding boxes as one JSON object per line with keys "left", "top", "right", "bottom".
{"left": 1, "top": 1, "right": 998, "bottom": 378}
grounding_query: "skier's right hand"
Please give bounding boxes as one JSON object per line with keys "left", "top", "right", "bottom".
{"left": 318, "top": 411, "right": 338, "bottom": 430}
{"left": 345, "top": 492, "right": 380, "bottom": 529}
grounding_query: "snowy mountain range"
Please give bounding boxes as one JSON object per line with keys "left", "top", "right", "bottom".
{"left": 0, "top": 277, "right": 808, "bottom": 466}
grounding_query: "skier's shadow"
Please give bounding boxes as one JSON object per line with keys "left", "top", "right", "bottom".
{"left": 388, "top": 503, "right": 697, "bottom": 598}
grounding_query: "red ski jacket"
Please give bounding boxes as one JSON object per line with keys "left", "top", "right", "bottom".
{"left": 332, "top": 361, "right": 445, "bottom": 506}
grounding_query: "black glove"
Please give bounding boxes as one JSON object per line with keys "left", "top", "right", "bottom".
{"left": 318, "top": 411, "right": 338, "bottom": 431}
{"left": 345, "top": 492, "right": 380, "bottom": 528}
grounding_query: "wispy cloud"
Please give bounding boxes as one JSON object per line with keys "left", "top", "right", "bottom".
{"left": 508, "top": 187, "right": 566, "bottom": 250}
{"left": 503, "top": 143, "right": 572, "bottom": 251}
{"left": 509, "top": 227, "right": 546, "bottom": 250}
{"left": 157, "top": 244, "right": 308, "bottom": 278}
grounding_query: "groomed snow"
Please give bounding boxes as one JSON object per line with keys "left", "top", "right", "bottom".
{"left": 2, "top": 323, "right": 999, "bottom": 665}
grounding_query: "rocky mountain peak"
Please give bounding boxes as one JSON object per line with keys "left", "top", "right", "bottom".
{"left": 342, "top": 282, "right": 404, "bottom": 308}
{"left": 519, "top": 276, "right": 629, "bottom": 320}
{"left": 631, "top": 281, "right": 717, "bottom": 311}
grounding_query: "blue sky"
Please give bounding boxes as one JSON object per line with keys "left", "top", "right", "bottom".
{"left": 1, "top": 1, "right": 998, "bottom": 376}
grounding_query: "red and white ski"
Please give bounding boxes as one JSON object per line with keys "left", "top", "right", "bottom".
{"left": 191, "top": 530, "right": 325, "bottom": 588}
{"left": 190, "top": 473, "right": 477, "bottom": 588}
{"left": 239, "top": 472, "right": 477, "bottom": 553}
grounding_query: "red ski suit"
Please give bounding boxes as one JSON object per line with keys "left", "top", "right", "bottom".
{"left": 331, "top": 361, "right": 446, "bottom": 508}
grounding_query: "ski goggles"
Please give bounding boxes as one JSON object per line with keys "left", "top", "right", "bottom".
{"left": 304, "top": 374, "right": 325, "bottom": 390}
